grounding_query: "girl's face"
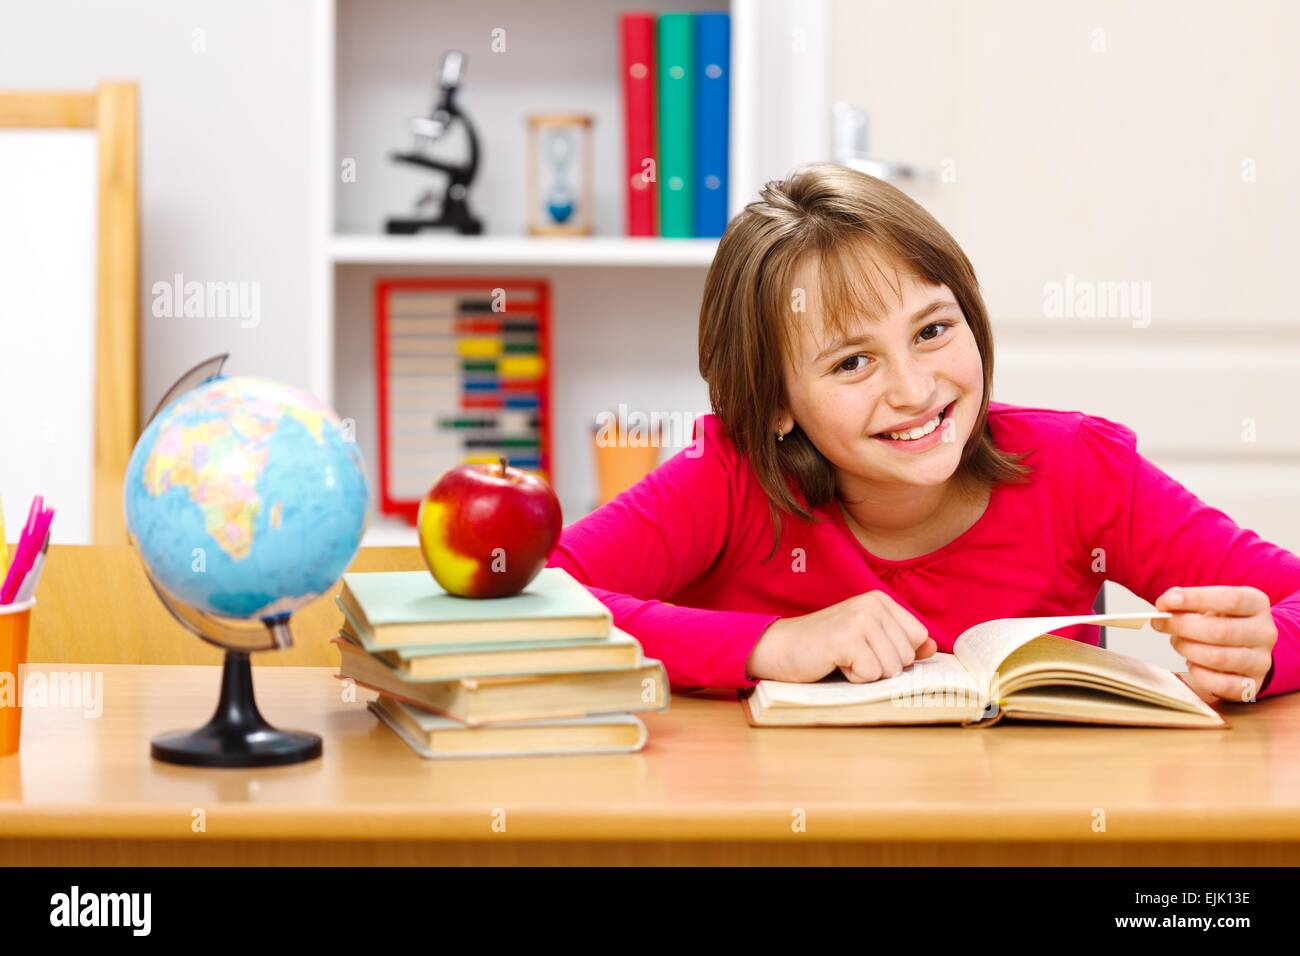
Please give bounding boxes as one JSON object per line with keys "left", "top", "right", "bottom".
{"left": 779, "top": 255, "right": 985, "bottom": 490}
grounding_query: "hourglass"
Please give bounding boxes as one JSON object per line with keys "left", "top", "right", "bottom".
{"left": 527, "top": 114, "right": 593, "bottom": 235}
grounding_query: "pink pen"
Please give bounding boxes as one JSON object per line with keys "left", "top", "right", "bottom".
{"left": 0, "top": 502, "right": 52, "bottom": 604}
{"left": 21, "top": 496, "right": 41, "bottom": 540}
{"left": 13, "top": 531, "right": 50, "bottom": 604}
{"left": 0, "top": 497, "right": 40, "bottom": 602}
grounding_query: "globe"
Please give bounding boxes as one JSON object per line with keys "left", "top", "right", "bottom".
{"left": 124, "top": 375, "right": 368, "bottom": 622}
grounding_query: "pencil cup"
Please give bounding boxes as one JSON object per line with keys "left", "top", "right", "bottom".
{"left": 0, "top": 598, "right": 34, "bottom": 755}
{"left": 591, "top": 415, "right": 662, "bottom": 506}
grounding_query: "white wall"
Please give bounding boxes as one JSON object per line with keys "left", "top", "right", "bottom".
{"left": 0, "top": 0, "right": 318, "bottom": 418}
{"left": 832, "top": 0, "right": 1299, "bottom": 326}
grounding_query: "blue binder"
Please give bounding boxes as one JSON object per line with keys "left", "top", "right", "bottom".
{"left": 693, "top": 12, "right": 730, "bottom": 238}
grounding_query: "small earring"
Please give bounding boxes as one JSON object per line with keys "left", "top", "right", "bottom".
{"left": 776, "top": 428, "right": 785, "bottom": 443}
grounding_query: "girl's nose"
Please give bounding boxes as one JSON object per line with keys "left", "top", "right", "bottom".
{"left": 883, "top": 355, "right": 934, "bottom": 408}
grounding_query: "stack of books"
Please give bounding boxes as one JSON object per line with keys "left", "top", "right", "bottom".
{"left": 334, "top": 567, "right": 667, "bottom": 758}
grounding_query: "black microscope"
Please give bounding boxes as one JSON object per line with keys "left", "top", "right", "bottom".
{"left": 385, "top": 50, "right": 484, "bottom": 235}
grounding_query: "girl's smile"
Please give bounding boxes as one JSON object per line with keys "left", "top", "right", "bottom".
{"left": 871, "top": 399, "right": 957, "bottom": 451}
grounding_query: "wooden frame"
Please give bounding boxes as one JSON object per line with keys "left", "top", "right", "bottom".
{"left": 0, "top": 83, "right": 140, "bottom": 544}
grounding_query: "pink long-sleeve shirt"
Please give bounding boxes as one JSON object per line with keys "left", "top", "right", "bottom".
{"left": 546, "top": 402, "right": 1300, "bottom": 698}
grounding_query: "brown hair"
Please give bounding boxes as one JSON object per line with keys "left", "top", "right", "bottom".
{"left": 698, "top": 162, "right": 1030, "bottom": 559}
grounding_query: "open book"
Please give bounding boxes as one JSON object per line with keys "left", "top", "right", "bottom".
{"left": 742, "top": 611, "right": 1226, "bottom": 729}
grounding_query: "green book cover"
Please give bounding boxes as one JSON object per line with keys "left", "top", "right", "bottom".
{"left": 337, "top": 597, "right": 632, "bottom": 659}
{"left": 340, "top": 567, "right": 611, "bottom": 629}
{"left": 657, "top": 13, "right": 695, "bottom": 237}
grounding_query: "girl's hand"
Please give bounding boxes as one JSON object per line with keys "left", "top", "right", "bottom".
{"left": 1152, "top": 585, "right": 1277, "bottom": 703}
{"left": 746, "top": 590, "right": 938, "bottom": 684}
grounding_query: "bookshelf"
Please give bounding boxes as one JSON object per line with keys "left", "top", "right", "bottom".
{"left": 307, "top": 0, "right": 829, "bottom": 542}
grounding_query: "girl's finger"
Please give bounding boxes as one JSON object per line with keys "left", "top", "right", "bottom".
{"left": 1158, "top": 585, "right": 1268, "bottom": 616}
{"left": 840, "top": 646, "right": 884, "bottom": 684}
{"left": 874, "top": 605, "right": 920, "bottom": 669}
{"left": 1156, "top": 611, "right": 1262, "bottom": 647}
{"left": 1169, "top": 635, "right": 1257, "bottom": 675}
{"left": 873, "top": 591, "right": 931, "bottom": 649}
{"left": 1186, "top": 662, "right": 1255, "bottom": 704}
{"left": 864, "top": 612, "right": 907, "bottom": 677}
{"left": 1180, "top": 664, "right": 1221, "bottom": 703}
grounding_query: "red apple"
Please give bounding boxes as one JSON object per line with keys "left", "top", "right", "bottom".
{"left": 417, "top": 457, "right": 563, "bottom": 598}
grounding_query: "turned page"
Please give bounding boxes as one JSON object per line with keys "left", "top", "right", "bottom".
{"left": 952, "top": 611, "right": 1171, "bottom": 698}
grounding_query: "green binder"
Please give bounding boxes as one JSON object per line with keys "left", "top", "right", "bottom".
{"left": 657, "top": 13, "right": 695, "bottom": 237}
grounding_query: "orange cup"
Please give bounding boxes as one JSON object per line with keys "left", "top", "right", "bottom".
{"left": 0, "top": 598, "right": 34, "bottom": 755}
{"left": 591, "top": 418, "right": 663, "bottom": 506}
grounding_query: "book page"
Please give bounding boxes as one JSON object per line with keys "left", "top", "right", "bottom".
{"left": 996, "top": 633, "right": 1220, "bottom": 718}
{"left": 953, "top": 611, "right": 1171, "bottom": 687}
{"left": 1003, "top": 686, "right": 1222, "bottom": 727}
{"left": 756, "top": 652, "right": 980, "bottom": 708}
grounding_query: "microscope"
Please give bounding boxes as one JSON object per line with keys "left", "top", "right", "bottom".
{"left": 385, "top": 50, "right": 484, "bottom": 235}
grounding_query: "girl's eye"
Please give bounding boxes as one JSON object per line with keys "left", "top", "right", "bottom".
{"left": 832, "top": 321, "right": 954, "bottom": 374}
{"left": 835, "top": 354, "right": 870, "bottom": 375}
{"left": 918, "top": 321, "right": 953, "bottom": 343}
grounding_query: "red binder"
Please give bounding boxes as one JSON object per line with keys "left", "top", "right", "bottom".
{"left": 620, "top": 13, "right": 658, "bottom": 236}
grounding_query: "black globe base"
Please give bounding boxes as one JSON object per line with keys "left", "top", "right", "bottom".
{"left": 151, "top": 649, "right": 322, "bottom": 768}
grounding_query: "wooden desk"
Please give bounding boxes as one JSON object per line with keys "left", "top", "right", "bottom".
{"left": 3, "top": 663, "right": 1300, "bottom": 865}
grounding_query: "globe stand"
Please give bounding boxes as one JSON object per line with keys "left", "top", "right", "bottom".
{"left": 139, "top": 568, "right": 324, "bottom": 769}
{"left": 151, "top": 650, "right": 322, "bottom": 768}
{"left": 132, "top": 354, "right": 343, "bottom": 769}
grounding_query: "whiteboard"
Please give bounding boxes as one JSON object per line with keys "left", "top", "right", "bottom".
{"left": 0, "top": 129, "right": 97, "bottom": 544}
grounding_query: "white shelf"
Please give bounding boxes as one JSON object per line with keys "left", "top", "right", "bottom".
{"left": 331, "top": 234, "right": 720, "bottom": 268}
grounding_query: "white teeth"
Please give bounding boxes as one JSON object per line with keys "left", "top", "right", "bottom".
{"left": 883, "top": 410, "right": 943, "bottom": 441}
